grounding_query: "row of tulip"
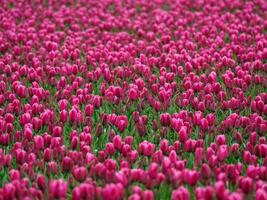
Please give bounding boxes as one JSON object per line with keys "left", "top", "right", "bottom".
{"left": 0, "top": 0, "right": 266, "bottom": 199}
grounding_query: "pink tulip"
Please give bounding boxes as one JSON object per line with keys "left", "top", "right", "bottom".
{"left": 255, "top": 188, "right": 267, "bottom": 200}
{"left": 73, "top": 166, "right": 87, "bottom": 182}
{"left": 105, "top": 143, "right": 115, "bottom": 156}
{"left": 160, "top": 113, "right": 171, "bottom": 126}
{"left": 148, "top": 162, "right": 158, "bottom": 179}
{"left": 3, "top": 183, "right": 16, "bottom": 200}
{"left": 113, "top": 135, "right": 123, "bottom": 151}
{"left": 37, "top": 175, "right": 46, "bottom": 191}
{"left": 62, "top": 156, "right": 73, "bottom": 173}
{"left": 125, "top": 136, "right": 134, "bottom": 146}
{"left": 60, "top": 110, "right": 68, "bottom": 123}
{"left": 217, "top": 145, "right": 229, "bottom": 162}
{"left": 129, "top": 88, "right": 138, "bottom": 101}
{"left": 172, "top": 186, "right": 190, "bottom": 200}
{"left": 216, "top": 135, "right": 226, "bottom": 145}
{"left": 117, "top": 120, "right": 128, "bottom": 132}
{"left": 238, "top": 177, "right": 253, "bottom": 194}
{"left": 85, "top": 104, "right": 94, "bottom": 116}
{"left": 178, "top": 126, "right": 188, "bottom": 143}
{"left": 49, "top": 179, "right": 68, "bottom": 199}
{"left": 143, "top": 190, "right": 154, "bottom": 200}
{"left": 69, "top": 108, "right": 77, "bottom": 124}
{"left": 101, "top": 183, "right": 124, "bottom": 200}
{"left": 160, "top": 139, "right": 169, "bottom": 154}
{"left": 183, "top": 169, "right": 199, "bottom": 186}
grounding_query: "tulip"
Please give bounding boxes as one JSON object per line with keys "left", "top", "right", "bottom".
{"left": 215, "top": 181, "right": 226, "bottom": 199}
{"left": 69, "top": 108, "right": 77, "bottom": 124}
{"left": 4, "top": 154, "right": 12, "bottom": 167}
{"left": 114, "top": 171, "right": 128, "bottom": 187}
{"left": 169, "top": 150, "right": 178, "bottom": 163}
{"left": 122, "top": 144, "right": 131, "bottom": 157}
{"left": 52, "top": 126, "right": 62, "bottom": 137}
{"left": 200, "top": 164, "right": 211, "bottom": 180}
{"left": 249, "top": 132, "right": 258, "bottom": 145}
{"left": 44, "top": 148, "right": 52, "bottom": 162}
{"left": 116, "top": 119, "right": 128, "bottom": 132}
{"left": 9, "top": 169, "right": 20, "bottom": 181}
{"left": 3, "top": 183, "right": 16, "bottom": 200}
{"left": 255, "top": 189, "right": 267, "bottom": 200}
{"left": 101, "top": 183, "right": 124, "bottom": 200}
{"left": 62, "top": 156, "right": 73, "bottom": 173}
{"left": 160, "top": 139, "right": 169, "bottom": 154}
{"left": 60, "top": 110, "right": 68, "bottom": 123}
{"left": 37, "top": 175, "right": 46, "bottom": 191}
{"left": 85, "top": 104, "right": 94, "bottom": 116}
{"left": 15, "top": 149, "right": 27, "bottom": 165}
{"left": 178, "top": 126, "right": 188, "bottom": 143}
{"left": 148, "top": 162, "right": 158, "bottom": 179}
{"left": 113, "top": 135, "right": 123, "bottom": 151}
{"left": 125, "top": 136, "right": 134, "bottom": 146}
{"left": 143, "top": 190, "right": 154, "bottom": 200}
{"left": 160, "top": 113, "right": 171, "bottom": 126}
{"left": 95, "top": 123, "right": 103, "bottom": 137}
{"left": 217, "top": 145, "right": 228, "bottom": 162}
{"left": 238, "top": 177, "right": 253, "bottom": 194}
{"left": 73, "top": 166, "right": 87, "bottom": 182}
{"left": 0, "top": 134, "right": 9, "bottom": 146}
{"left": 129, "top": 193, "right": 142, "bottom": 200}
{"left": 195, "top": 147, "right": 204, "bottom": 163}
{"left": 49, "top": 179, "right": 68, "bottom": 199}
{"left": 105, "top": 143, "right": 115, "bottom": 156}
{"left": 172, "top": 186, "right": 190, "bottom": 200}
{"left": 216, "top": 135, "right": 226, "bottom": 145}
{"left": 48, "top": 161, "right": 58, "bottom": 175}
{"left": 129, "top": 88, "right": 138, "bottom": 101}
{"left": 183, "top": 169, "right": 199, "bottom": 186}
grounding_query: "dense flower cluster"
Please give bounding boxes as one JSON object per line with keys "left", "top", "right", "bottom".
{"left": 0, "top": 0, "right": 266, "bottom": 199}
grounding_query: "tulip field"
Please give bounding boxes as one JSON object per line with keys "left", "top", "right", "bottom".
{"left": 0, "top": 0, "right": 267, "bottom": 199}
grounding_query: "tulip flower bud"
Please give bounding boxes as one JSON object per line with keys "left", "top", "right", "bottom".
{"left": 113, "top": 135, "right": 123, "bottom": 151}
{"left": 255, "top": 188, "right": 267, "bottom": 200}
{"left": 85, "top": 104, "right": 94, "bottom": 116}
{"left": 143, "top": 190, "right": 154, "bottom": 200}
{"left": 69, "top": 108, "right": 77, "bottom": 124}
{"left": 249, "top": 132, "right": 257, "bottom": 145}
{"left": 238, "top": 177, "right": 253, "bottom": 194}
{"left": 125, "top": 136, "right": 134, "bottom": 146}
{"left": 105, "top": 143, "right": 115, "bottom": 156}
{"left": 195, "top": 147, "right": 204, "bottom": 163}
{"left": 179, "top": 126, "right": 188, "bottom": 143}
{"left": 95, "top": 123, "right": 103, "bottom": 137}
{"left": 216, "top": 135, "right": 226, "bottom": 145}
{"left": 172, "top": 186, "right": 190, "bottom": 200}
{"left": 73, "top": 166, "right": 87, "bottom": 182}
{"left": 37, "top": 175, "right": 46, "bottom": 191}
{"left": 60, "top": 110, "right": 68, "bottom": 123}
{"left": 160, "top": 139, "right": 169, "bottom": 154}
{"left": 53, "top": 126, "right": 62, "bottom": 137}
{"left": 49, "top": 179, "right": 68, "bottom": 199}
{"left": 217, "top": 145, "right": 228, "bottom": 162}
{"left": 34, "top": 135, "right": 44, "bottom": 151}
{"left": 62, "top": 156, "right": 73, "bottom": 173}
{"left": 3, "top": 183, "right": 16, "bottom": 200}
{"left": 129, "top": 88, "right": 138, "bottom": 101}
{"left": 148, "top": 162, "right": 158, "bottom": 179}
{"left": 44, "top": 148, "right": 52, "bottom": 162}
{"left": 9, "top": 169, "right": 20, "bottom": 181}
{"left": 160, "top": 113, "right": 171, "bottom": 126}
{"left": 48, "top": 161, "right": 58, "bottom": 175}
